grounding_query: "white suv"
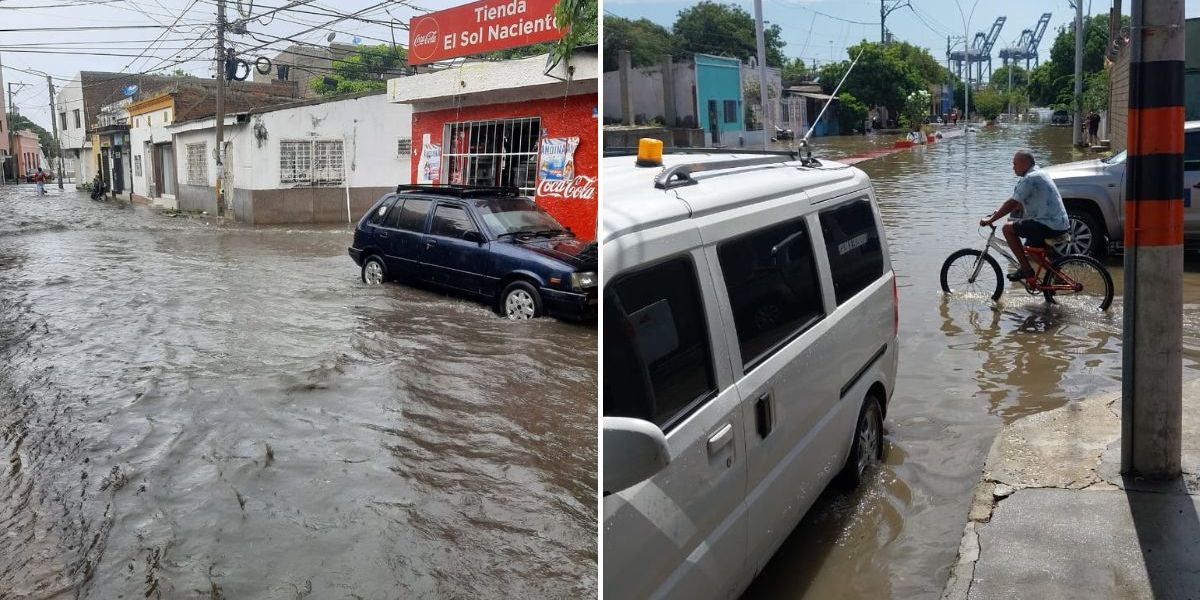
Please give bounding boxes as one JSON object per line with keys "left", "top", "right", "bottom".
{"left": 602, "top": 147, "right": 899, "bottom": 599}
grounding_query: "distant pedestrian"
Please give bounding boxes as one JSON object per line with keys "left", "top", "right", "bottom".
{"left": 1087, "top": 112, "right": 1101, "bottom": 145}
{"left": 32, "top": 168, "right": 46, "bottom": 196}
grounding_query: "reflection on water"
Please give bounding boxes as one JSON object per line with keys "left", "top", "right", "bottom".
{"left": 0, "top": 187, "right": 597, "bottom": 598}
{"left": 745, "top": 125, "right": 1200, "bottom": 599}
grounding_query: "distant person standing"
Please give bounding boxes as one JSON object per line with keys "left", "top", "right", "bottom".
{"left": 32, "top": 168, "right": 47, "bottom": 196}
{"left": 1087, "top": 112, "right": 1102, "bottom": 145}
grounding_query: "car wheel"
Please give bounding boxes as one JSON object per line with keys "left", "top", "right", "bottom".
{"left": 839, "top": 394, "right": 884, "bottom": 489}
{"left": 500, "top": 281, "right": 542, "bottom": 320}
{"left": 1055, "top": 210, "right": 1106, "bottom": 258}
{"left": 361, "top": 256, "right": 388, "bottom": 285}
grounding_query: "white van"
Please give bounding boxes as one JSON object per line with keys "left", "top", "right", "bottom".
{"left": 602, "top": 146, "right": 899, "bottom": 599}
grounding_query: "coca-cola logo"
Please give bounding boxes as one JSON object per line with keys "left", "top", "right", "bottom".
{"left": 537, "top": 175, "right": 596, "bottom": 200}
{"left": 410, "top": 16, "right": 440, "bottom": 59}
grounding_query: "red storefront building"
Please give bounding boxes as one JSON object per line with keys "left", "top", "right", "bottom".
{"left": 389, "top": 0, "right": 598, "bottom": 239}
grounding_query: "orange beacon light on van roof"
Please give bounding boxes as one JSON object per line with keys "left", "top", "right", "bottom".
{"left": 636, "top": 138, "right": 663, "bottom": 167}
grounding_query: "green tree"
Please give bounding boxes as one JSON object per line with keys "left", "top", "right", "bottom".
{"left": 886, "top": 41, "right": 947, "bottom": 87}
{"left": 818, "top": 41, "right": 923, "bottom": 120}
{"left": 972, "top": 87, "right": 1006, "bottom": 121}
{"left": 311, "top": 44, "right": 407, "bottom": 96}
{"left": 6, "top": 113, "right": 58, "bottom": 160}
{"left": 672, "top": 2, "right": 786, "bottom": 67}
{"left": 835, "top": 92, "right": 868, "bottom": 133}
{"left": 1029, "top": 14, "right": 1127, "bottom": 106}
{"left": 990, "top": 65, "right": 1029, "bottom": 90}
{"left": 781, "top": 57, "right": 811, "bottom": 85}
{"left": 1082, "top": 68, "right": 1109, "bottom": 112}
{"left": 603, "top": 15, "right": 676, "bottom": 71}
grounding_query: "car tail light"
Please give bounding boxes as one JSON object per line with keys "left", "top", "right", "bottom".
{"left": 891, "top": 273, "right": 899, "bottom": 338}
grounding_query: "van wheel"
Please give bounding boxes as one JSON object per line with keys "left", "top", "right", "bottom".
{"left": 839, "top": 395, "right": 883, "bottom": 489}
{"left": 499, "top": 281, "right": 542, "bottom": 320}
{"left": 361, "top": 256, "right": 388, "bottom": 285}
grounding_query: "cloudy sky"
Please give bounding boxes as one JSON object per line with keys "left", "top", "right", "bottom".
{"left": 606, "top": 0, "right": 1200, "bottom": 70}
{"left": 1, "top": 0, "right": 461, "bottom": 131}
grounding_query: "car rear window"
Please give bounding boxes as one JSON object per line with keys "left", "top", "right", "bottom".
{"left": 393, "top": 198, "right": 432, "bottom": 232}
{"left": 366, "top": 196, "right": 397, "bottom": 225}
{"left": 819, "top": 198, "right": 884, "bottom": 305}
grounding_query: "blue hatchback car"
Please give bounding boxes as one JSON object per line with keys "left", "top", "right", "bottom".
{"left": 348, "top": 186, "right": 597, "bottom": 320}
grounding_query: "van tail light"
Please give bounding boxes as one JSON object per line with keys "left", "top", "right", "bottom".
{"left": 891, "top": 273, "right": 899, "bottom": 338}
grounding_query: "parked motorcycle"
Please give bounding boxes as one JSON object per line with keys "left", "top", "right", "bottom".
{"left": 90, "top": 175, "right": 107, "bottom": 201}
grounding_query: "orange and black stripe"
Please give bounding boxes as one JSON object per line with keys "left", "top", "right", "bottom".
{"left": 1125, "top": 59, "right": 1186, "bottom": 247}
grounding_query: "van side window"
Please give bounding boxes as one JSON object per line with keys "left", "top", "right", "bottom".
{"left": 718, "top": 218, "right": 824, "bottom": 370}
{"left": 819, "top": 199, "right": 884, "bottom": 304}
{"left": 394, "top": 198, "right": 432, "bottom": 232}
{"left": 604, "top": 257, "right": 717, "bottom": 429}
{"left": 367, "top": 196, "right": 397, "bottom": 225}
{"left": 1186, "top": 132, "right": 1200, "bottom": 171}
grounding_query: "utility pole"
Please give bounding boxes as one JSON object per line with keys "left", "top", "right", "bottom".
{"left": 1122, "top": 0, "right": 1184, "bottom": 480}
{"left": 1072, "top": 0, "right": 1084, "bottom": 146}
{"left": 0, "top": 51, "right": 7, "bottom": 185}
{"left": 214, "top": 0, "right": 227, "bottom": 217}
{"left": 754, "top": 0, "right": 769, "bottom": 149}
{"left": 880, "top": 0, "right": 910, "bottom": 45}
{"left": 45, "top": 75, "right": 64, "bottom": 189}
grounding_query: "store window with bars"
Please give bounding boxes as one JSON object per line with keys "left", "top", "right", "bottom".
{"left": 443, "top": 117, "right": 540, "bottom": 195}
{"left": 186, "top": 142, "right": 207, "bottom": 186}
{"left": 280, "top": 139, "right": 343, "bottom": 185}
{"left": 134, "top": 154, "right": 142, "bottom": 177}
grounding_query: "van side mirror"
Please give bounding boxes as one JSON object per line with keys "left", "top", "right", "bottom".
{"left": 463, "top": 230, "right": 485, "bottom": 244}
{"left": 603, "top": 417, "right": 670, "bottom": 495}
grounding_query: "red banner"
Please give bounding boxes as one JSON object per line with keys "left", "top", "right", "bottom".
{"left": 408, "top": 0, "right": 565, "bottom": 66}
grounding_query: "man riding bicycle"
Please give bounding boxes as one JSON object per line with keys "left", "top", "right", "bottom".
{"left": 980, "top": 149, "right": 1070, "bottom": 281}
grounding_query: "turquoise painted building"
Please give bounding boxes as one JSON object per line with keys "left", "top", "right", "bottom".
{"left": 693, "top": 54, "right": 744, "bottom": 142}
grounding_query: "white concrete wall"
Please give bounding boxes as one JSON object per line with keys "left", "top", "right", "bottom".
{"left": 740, "top": 64, "right": 783, "bottom": 128}
{"left": 230, "top": 93, "right": 412, "bottom": 191}
{"left": 602, "top": 63, "right": 699, "bottom": 127}
{"left": 55, "top": 78, "right": 91, "bottom": 184}
{"left": 130, "top": 110, "right": 177, "bottom": 204}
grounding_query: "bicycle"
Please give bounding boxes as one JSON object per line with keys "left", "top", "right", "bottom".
{"left": 939, "top": 221, "right": 1114, "bottom": 311}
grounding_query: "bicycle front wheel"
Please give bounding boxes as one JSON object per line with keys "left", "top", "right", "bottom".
{"left": 940, "top": 249, "right": 1004, "bottom": 301}
{"left": 1044, "top": 255, "right": 1114, "bottom": 311}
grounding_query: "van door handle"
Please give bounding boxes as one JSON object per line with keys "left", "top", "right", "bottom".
{"left": 424, "top": 239, "right": 437, "bottom": 249}
{"left": 707, "top": 423, "right": 734, "bottom": 456}
{"left": 755, "top": 393, "right": 773, "bottom": 438}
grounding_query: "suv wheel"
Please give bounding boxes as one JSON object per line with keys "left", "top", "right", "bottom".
{"left": 1055, "top": 210, "right": 1105, "bottom": 258}
{"left": 361, "top": 256, "right": 388, "bottom": 285}
{"left": 839, "top": 395, "right": 883, "bottom": 489}
{"left": 500, "top": 281, "right": 542, "bottom": 320}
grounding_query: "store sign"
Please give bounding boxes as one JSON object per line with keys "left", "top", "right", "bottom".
{"left": 408, "top": 0, "right": 565, "bottom": 66}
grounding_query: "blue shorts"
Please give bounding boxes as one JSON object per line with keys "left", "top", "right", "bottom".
{"left": 1012, "top": 219, "right": 1067, "bottom": 248}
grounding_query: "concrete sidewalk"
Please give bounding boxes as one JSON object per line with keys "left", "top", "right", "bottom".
{"left": 942, "top": 377, "right": 1200, "bottom": 600}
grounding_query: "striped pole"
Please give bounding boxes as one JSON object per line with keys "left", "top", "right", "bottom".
{"left": 1122, "top": 0, "right": 1184, "bottom": 479}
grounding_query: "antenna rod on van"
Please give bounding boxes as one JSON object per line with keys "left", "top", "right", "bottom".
{"left": 802, "top": 46, "right": 867, "bottom": 145}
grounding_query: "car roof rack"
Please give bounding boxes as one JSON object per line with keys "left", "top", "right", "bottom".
{"left": 395, "top": 184, "right": 523, "bottom": 197}
{"left": 654, "top": 154, "right": 799, "bottom": 189}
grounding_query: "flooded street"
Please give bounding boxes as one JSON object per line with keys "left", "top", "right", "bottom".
{"left": 746, "top": 125, "right": 1200, "bottom": 598}
{"left": 0, "top": 190, "right": 596, "bottom": 598}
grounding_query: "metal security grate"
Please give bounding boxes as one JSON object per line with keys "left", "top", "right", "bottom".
{"left": 186, "top": 142, "right": 207, "bottom": 186}
{"left": 443, "top": 117, "right": 540, "bottom": 196}
{"left": 280, "top": 140, "right": 343, "bottom": 186}
{"left": 314, "top": 140, "right": 344, "bottom": 185}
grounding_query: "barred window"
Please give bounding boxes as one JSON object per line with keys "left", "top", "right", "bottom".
{"left": 443, "top": 117, "right": 540, "bottom": 196}
{"left": 186, "top": 143, "right": 207, "bottom": 186}
{"left": 314, "top": 140, "right": 344, "bottom": 185}
{"left": 397, "top": 137, "right": 412, "bottom": 157}
{"left": 280, "top": 140, "right": 312, "bottom": 183}
{"left": 281, "top": 140, "right": 342, "bottom": 185}
{"left": 134, "top": 154, "right": 142, "bottom": 177}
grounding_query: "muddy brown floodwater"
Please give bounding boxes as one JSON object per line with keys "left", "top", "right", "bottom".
{"left": 745, "top": 125, "right": 1200, "bottom": 598}
{"left": 0, "top": 190, "right": 596, "bottom": 598}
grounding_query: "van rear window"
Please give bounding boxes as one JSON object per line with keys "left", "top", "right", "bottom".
{"left": 819, "top": 199, "right": 884, "bottom": 304}
{"left": 603, "top": 257, "right": 716, "bottom": 429}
